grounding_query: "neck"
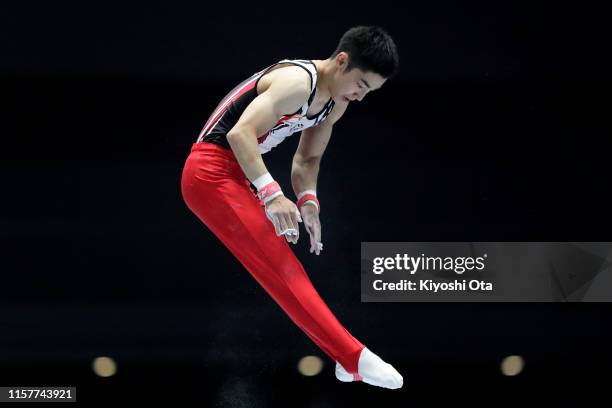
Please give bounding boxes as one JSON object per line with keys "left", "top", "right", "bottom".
{"left": 312, "top": 58, "right": 335, "bottom": 100}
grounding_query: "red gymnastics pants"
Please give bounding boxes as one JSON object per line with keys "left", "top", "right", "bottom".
{"left": 181, "top": 142, "right": 365, "bottom": 374}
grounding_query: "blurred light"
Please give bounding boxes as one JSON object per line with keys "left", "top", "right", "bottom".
{"left": 500, "top": 355, "right": 524, "bottom": 376}
{"left": 92, "top": 356, "right": 117, "bottom": 377}
{"left": 297, "top": 355, "right": 324, "bottom": 376}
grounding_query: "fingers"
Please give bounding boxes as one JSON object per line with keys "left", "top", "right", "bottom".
{"left": 269, "top": 209, "right": 296, "bottom": 244}
{"left": 313, "top": 219, "right": 321, "bottom": 246}
{"left": 286, "top": 207, "right": 302, "bottom": 244}
{"left": 307, "top": 223, "right": 316, "bottom": 252}
{"left": 288, "top": 207, "right": 300, "bottom": 231}
{"left": 265, "top": 207, "right": 280, "bottom": 234}
{"left": 273, "top": 217, "right": 298, "bottom": 243}
{"left": 307, "top": 223, "right": 323, "bottom": 255}
{"left": 283, "top": 228, "right": 298, "bottom": 243}
{"left": 288, "top": 209, "right": 301, "bottom": 244}
{"left": 309, "top": 239, "right": 323, "bottom": 255}
{"left": 280, "top": 210, "right": 298, "bottom": 243}
{"left": 277, "top": 212, "right": 290, "bottom": 235}
{"left": 266, "top": 207, "right": 293, "bottom": 241}
{"left": 278, "top": 213, "right": 299, "bottom": 244}
{"left": 264, "top": 198, "right": 302, "bottom": 244}
{"left": 278, "top": 222, "right": 297, "bottom": 243}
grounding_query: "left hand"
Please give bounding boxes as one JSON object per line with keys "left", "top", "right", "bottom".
{"left": 299, "top": 203, "right": 323, "bottom": 255}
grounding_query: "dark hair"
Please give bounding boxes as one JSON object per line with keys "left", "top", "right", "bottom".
{"left": 330, "top": 26, "right": 399, "bottom": 79}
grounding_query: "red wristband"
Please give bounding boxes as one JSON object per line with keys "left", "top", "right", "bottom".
{"left": 257, "top": 181, "right": 283, "bottom": 204}
{"left": 297, "top": 193, "right": 320, "bottom": 213}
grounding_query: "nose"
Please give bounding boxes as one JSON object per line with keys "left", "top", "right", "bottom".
{"left": 354, "top": 89, "right": 368, "bottom": 102}
{"left": 355, "top": 92, "right": 366, "bottom": 102}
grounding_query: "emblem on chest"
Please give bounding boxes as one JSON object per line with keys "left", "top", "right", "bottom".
{"left": 271, "top": 116, "right": 307, "bottom": 134}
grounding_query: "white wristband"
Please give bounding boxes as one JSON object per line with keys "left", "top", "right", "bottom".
{"left": 303, "top": 200, "right": 319, "bottom": 211}
{"left": 297, "top": 189, "right": 317, "bottom": 200}
{"left": 264, "top": 190, "right": 284, "bottom": 204}
{"left": 252, "top": 173, "right": 275, "bottom": 191}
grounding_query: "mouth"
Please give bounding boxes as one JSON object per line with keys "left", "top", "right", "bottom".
{"left": 343, "top": 96, "right": 351, "bottom": 102}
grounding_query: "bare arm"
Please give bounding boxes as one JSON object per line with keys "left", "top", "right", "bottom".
{"left": 226, "top": 67, "right": 311, "bottom": 243}
{"left": 291, "top": 102, "right": 347, "bottom": 196}
{"left": 291, "top": 103, "right": 347, "bottom": 255}
{"left": 291, "top": 124, "right": 331, "bottom": 195}
{"left": 226, "top": 69, "right": 311, "bottom": 183}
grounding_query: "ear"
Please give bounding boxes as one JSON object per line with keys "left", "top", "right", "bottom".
{"left": 335, "top": 52, "right": 349, "bottom": 72}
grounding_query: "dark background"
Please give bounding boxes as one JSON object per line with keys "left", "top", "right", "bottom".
{"left": 1, "top": 1, "right": 610, "bottom": 406}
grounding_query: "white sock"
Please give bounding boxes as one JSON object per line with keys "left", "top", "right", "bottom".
{"left": 335, "top": 347, "right": 403, "bottom": 390}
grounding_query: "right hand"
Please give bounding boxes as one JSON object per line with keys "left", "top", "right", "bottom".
{"left": 265, "top": 195, "right": 302, "bottom": 244}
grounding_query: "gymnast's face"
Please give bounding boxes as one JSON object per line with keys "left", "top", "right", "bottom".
{"left": 330, "top": 52, "right": 387, "bottom": 104}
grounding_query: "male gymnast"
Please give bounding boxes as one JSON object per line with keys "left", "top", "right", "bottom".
{"left": 181, "top": 25, "right": 402, "bottom": 389}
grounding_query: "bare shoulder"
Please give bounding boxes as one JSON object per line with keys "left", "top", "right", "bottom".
{"left": 253, "top": 65, "right": 312, "bottom": 117}
{"left": 257, "top": 64, "right": 311, "bottom": 98}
